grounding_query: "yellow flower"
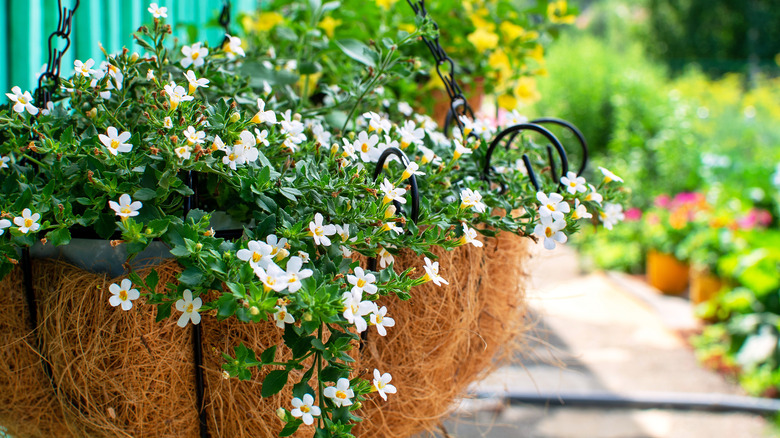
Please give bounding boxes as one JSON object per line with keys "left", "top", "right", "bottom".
{"left": 243, "top": 12, "right": 284, "bottom": 32}
{"left": 399, "top": 23, "right": 416, "bottom": 34}
{"left": 528, "top": 44, "right": 544, "bottom": 63}
{"left": 488, "top": 49, "right": 512, "bottom": 81}
{"left": 497, "top": 93, "right": 518, "bottom": 111}
{"left": 470, "top": 13, "right": 496, "bottom": 33}
{"left": 375, "top": 0, "right": 398, "bottom": 10}
{"left": 513, "top": 77, "right": 541, "bottom": 106}
{"left": 548, "top": 1, "right": 576, "bottom": 24}
{"left": 467, "top": 28, "right": 499, "bottom": 53}
{"left": 298, "top": 72, "right": 322, "bottom": 97}
{"left": 499, "top": 21, "right": 525, "bottom": 42}
{"left": 319, "top": 16, "right": 341, "bottom": 38}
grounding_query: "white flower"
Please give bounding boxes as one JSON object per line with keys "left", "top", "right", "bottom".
{"left": 370, "top": 306, "right": 395, "bottom": 336}
{"left": 380, "top": 221, "right": 403, "bottom": 234}
{"left": 211, "top": 135, "right": 228, "bottom": 153}
{"left": 397, "top": 101, "right": 413, "bottom": 116}
{"left": 5, "top": 86, "right": 38, "bottom": 115}
{"left": 147, "top": 2, "right": 168, "bottom": 18}
{"left": 254, "top": 129, "right": 270, "bottom": 147}
{"left": 506, "top": 109, "right": 528, "bottom": 127}
{"left": 108, "top": 194, "right": 142, "bottom": 219}
{"left": 308, "top": 213, "right": 337, "bottom": 246}
{"left": 599, "top": 166, "right": 623, "bottom": 183}
{"left": 372, "top": 369, "right": 397, "bottom": 401}
{"left": 533, "top": 216, "right": 567, "bottom": 250}
{"left": 736, "top": 326, "right": 777, "bottom": 368}
{"left": 459, "top": 223, "right": 483, "bottom": 248}
{"left": 334, "top": 224, "right": 356, "bottom": 257}
{"left": 379, "top": 178, "right": 406, "bottom": 205}
{"left": 348, "top": 267, "right": 378, "bottom": 295}
{"left": 398, "top": 120, "right": 425, "bottom": 149}
{"left": 98, "top": 127, "right": 133, "bottom": 156}
{"left": 175, "top": 290, "right": 202, "bottom": 327}
{"left": 537, "top": 192, "right": 570, "bottom": 221}
{"left": 74, "top": 59, "right": 97, "bottom": 77}
{"left": 297, "top": 251, "right": 310, "bottom": 263}
{"left": 237, "top": 240, "right": 273, "bottom": 269}
{"left": 341, "top": 290, "right": 375, "bottom": 332}
{"left": 401, "top": 161, "right": 425, "bottom": 180}
{"left": 108, "top": 278, "right": 140, "bottom": 311}
{"left": 472, "top": 118, "right": 496, "bottom": 140}
{"left": 280, "top": 116, "right": 306, "bottom": 152}
{"left": 422, "top": 257, "right": 448, "bottom": 286}
{"left": 251, "top": 98, "right": 278, "bottom": 124}
{"left": 453, "top": 140, "right": 472, "bottom": 160}
{"left": 174, "top": 145, "right": 192, "bottom": 160}
{"left": 163, "top": 82, "right": 194, "bottom": 110}
{"left": 163, "top": 116, "right": 173, "bottom": 129}
{"left": 13, "top": 209, "right": 40, "bottom": 234}
{"left": 40, "top": 101, "right": 54, "bottom": 116}
{"left": 585, "top": 184, "right": 603, "bottom": 205}
{"left": 273, "top": 305, "right": 295, "bottom": 328}
{"left": 324, "top": 378, "right": 355, "bottom": 407}
{"left": 183, "top": 126, "right": 205, "bottom": 145}
{"left": 253, "top": 262, "right": 290, "bottom": 292}
{"left": 458, "top": 115, "right": 476, "bottom": 137}
{"left": 290, "top": 394, "right": 320, "bottom": 426}
{"left": 266, "top": 234, "right": 289, "bottom": 261}
{"left": 223, "top": 34, "right": 246, "bottom": 59}
{"left": 223, "top": 145, "right": 245, "bottom": 170}
{"left": 378, "top": 247, "right": 395, "bottom": 268}
{"left": 419, "top": 145, "right": 440, "bottom": 166}
{"left": 184, "top": 70, "right": 209, "bottom": 94}
{"left": 181, "top": 42, "right": 208, "bottom": 68}
{"left": 285, "top": 256, "right": 313, "bottom": 293}
{"left": 0, "top": 219, "right": 11, "bottom": 235}
{"left": 600, "top": 203, "right": 625, "bottom": 230}
{"left": 146, "top": 69, "right": 155, "bottom": 80}
{"left": 353, "top": 131, "right": 379, "bottom": 163}
{"left": 312, "top": 123, "right": 332, "bottom": 146}
{"left": 572, "top": 199, "right": 593, "bottom": 220}
{"left": 363, "top": 111, "right": 391, "bottom": 134}
{"left": 460, "top": 188, "right": 486, "bottom": 213}
{"left": 0, "top": 156, "right": 8, "bottom": 169}
{"left": 560, "top": 171, "right": 587, "bottom": 195}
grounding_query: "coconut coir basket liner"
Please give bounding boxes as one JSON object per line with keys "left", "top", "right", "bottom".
{"left": 0, "top": 231, "right": 529, "bottom": 437}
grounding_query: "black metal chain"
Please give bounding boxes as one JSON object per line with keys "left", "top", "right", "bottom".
{"left": 219, "top": 0, "right": 232, "bottom": 45}
{"left": 406, "top": 0, "right": 474, "bottom": 134}
{"left": 36, "top": 0, "right": 80, "bottom": 110}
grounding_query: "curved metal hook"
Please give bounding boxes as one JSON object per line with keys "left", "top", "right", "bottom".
{"left": 373, "top": 147, "right": 420, "bottom": 224}
{"left": 443, "top": 98, "right": 475, "bottom": 136}
{"left": 530, "top": 117, "right": 588, "bottom": 176}
{"left": 485, "top": 123, "right": 568, "bottom": 191}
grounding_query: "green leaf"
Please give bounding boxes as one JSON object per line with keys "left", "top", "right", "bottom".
{"left": 260, "top": 345, "right": 277, "bottom": 364}
{"left": 216, "top": 293, "right": 237, "bottom": 319}
{"left": 261, "top": 369, "right": 289, "bottom": 397}
{"left": 292, "top": 336, "right": 315, "bottom": 359}
{"left": 279, "top": 419, "right": 302, "bottom": 437}
{"left": 155, "top": 301, "right": 173, "bottom": 322}
{"left": 145, "top": 269, "right": 159, "bottom": 291}
{"left": 47, "top": 228, "right": 71, "bottom": 247}
{"left": 335, "top": 39, "right": 377, "bottom": 67}
{"left": 178, "top": 267, "right": 204, "bottom": 286}
{"left": 133, "top": 188, "right": 157, "bottom": 201}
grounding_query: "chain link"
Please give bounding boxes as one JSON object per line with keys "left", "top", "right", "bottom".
{"left": 219, "top": 0, "right": 232, "bottom": 44}
{"left": 36, "top": 0, "right": 80, "bottom": 110}
{"left": 406, "top": 0, "right": 474, "bottom": 134}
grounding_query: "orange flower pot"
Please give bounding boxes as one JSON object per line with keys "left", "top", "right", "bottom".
{"left": 430, "top": 77, "right": 485, "bottom": 127}
{"left": 646, "top": 250, "right": 689, "bottom": 295}
{"left": 690, "top": 267, "right": 723, "bottom": 305}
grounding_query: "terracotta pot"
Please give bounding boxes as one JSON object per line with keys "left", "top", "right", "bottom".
{"left": 646, "top": 250, "right": 689, "bottom": 295}
{"left": 430, "top": 77, "right": 485, "bottom": 128}
{"left": 690, "top": 267, "right": 723, "bottom": 305}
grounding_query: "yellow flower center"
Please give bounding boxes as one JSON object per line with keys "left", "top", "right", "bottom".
{"left": 361, "top": 143, "right": 369, "bottom": 153}
{"left": 377, "top": 381, "right": 386, "bottom": 390}
{"left": 186, "top": 303, "right": 194, "bottom": 313}
{"left": 350, "top": 304, "right": 359, "bottom": 314}
{"left": 545, "top": 226, "right": 554, "bottom": 238}
{"left": 267, "top": 277, "right": 276, "bottom": 286}
{"left": 120, "top": 206, "right": 132, "bottom": 215}
{"left": 119, "top": 289, "right": 128, "bottom": 301}
{"left": 301, "top": 405, "right": 310, "bottom": 413}
{"left": 336, "top": 390, "right": 347, "bottom": 399}
{"left": 278, "top": 310, "right": 287, "bottom": 320}
{"left": 315, "top": 226, "right": 324, "bottom": 237}
{"left": 357, "top": 278, "right": 366, "bottom": 288}
{"left": 192, "top": 52, "right": 200, "bottom": 60}
{"left": 569, "top": 182, "right": 577, "bottom": 187}
{"left": 288, "top": 275, "right": 297, "bottom": 284}
{"left": 228, "top": 153, "right": 236, "bottom": 161}
{"left": 110, "top": 139, "right": 120, "bottom": 149}
{"left": 252, "top": 252, "right": 262, "bottom": 263}
{"left": 375, "top": 314, "right": 383, "bottom": 324}
{"left": 547, "top": 203, "right": 555, "bottom": 211}
{"left": 24, "top": 218, "right": 33, "bottom": 228}
{"left": 18, "top": 96, "right": 26, "bottom": 104}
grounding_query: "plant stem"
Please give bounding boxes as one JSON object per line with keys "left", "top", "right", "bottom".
{"left": 317, "top": 323, "right": 325, "bottom": 427}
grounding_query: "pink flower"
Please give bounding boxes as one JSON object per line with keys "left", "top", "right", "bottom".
{"left": 654, "top": 194, "right": 671, "bottom": 209}
{"left": 624, "top": 208, "right": 642, "bottom": 222}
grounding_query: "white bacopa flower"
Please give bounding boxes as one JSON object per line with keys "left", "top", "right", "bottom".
{"left": 184, "top": 70, "right": 209, "bottom": 94}
{"left": 370, "top": 306, "right": 395, "bottom": 336}
{"left": 560, "top": 171, "right": 587, "bottom": 195}
{"left": 175, "top": 289, "right": 202, "bottom": 327}
{"left": 108, "top": 278, "right": 140, "bottom": 311}
{"left": 397, "top": 101, "right": 413, "bottom": 116}
{"left": 297, "top": 251, "right": 310, "bottom": 263}
{"left": 458, "top": 115, "right": 476, "bottom": 137}
{"left": 174, "top": 145, "right": 192, "bottom": 160}
{"left": 453, "top": 140, "right": 473, "bottom": 160}
{"left": 341, "top": 290, "right": 375, "bottom": 333}
{"left": 422, "top": 257, "right": 449, "bottom": 286}
{"left": 183, "top": 126, "right": 205, "bottom": 145}
{"left": 0, "top": 219, "right": 11, "bottom": 236}
{"left": 163, "top": 82, "right": 194, "bottom": 110}
{"left": 308, "top": 213, "right": 337, "bottom": 246}
{"left": 398, "top": 120, "right": 425, "bottom": 149}
{"left": 585, "top": 184, "right": 603, "bottom": 205}
{"left": 74, "top": 58, "right": 97, "bottom": 77}
{"left": 380, "top": 221, "right": 403, "bottom": 234}
{"left": 181, "top": 42, "right": 208, "bottom": 68}
{"left": 533, "top": 216, "right": 567, "bottom": 250}
{"left": 251, "top": 98, "right": 278, "bottom": 124}
{"left": 350, "top": 131, "right": 378, "bottom": 163}
{"left": 379, "top": 179, "right": 406, "bottom": 205}
{"left": 290, "top": 394, "right": 320, "bottom": 426}
{"left": 600, "top": 203, "right": 625, "bottom": 230}
{"left": 237, "top": 240, "right": 273, "bottom": 269}
{"left": 372, "top": 369, "right": 397, "bottom": 401}
{"left": 459, "top": 223, "right": 483, "bottom": 248}
{"left": 163, "top": 116, "right": 173, "bottom": 129}
{"left": 378, "top": 247, "right": 395, "bottom": 268}
{"left": 254, "top": 129, "right": 270, "bottom": 147}
{"left": 324, "top": 378, "right": 355, "bottom": 407}
{"left": 401, "top": 161, "right": 424, "bottom": 180}
{"left": 211, "top": 135, "right": 227, "bottom": 153}
{"left": 253, "top": 262, "right": 290, "bottom": 292}
{"left": 348, "top": 267, "right": 378, "bottom": 295}
{"left": 223, "top": 34, "right": 246, "bottom": 59}
{"left": 108, "top": 194, "right": 142, "bottom": 219}
{"left": 223, "top": 145, "right": 245, "bottom": 170}
{"left": 98, "top": 126, "right": 133, "bottom": 156}
{"left": 285, "top": 256, "right": 313, "bottom": 293}
{"left": 472, "top": 117, "right": 496, "bottom": 140}
{"left": 273, "top": 305, "right": 295, "bottom": 328}
{"left": 147, "top": 2, "right": 167, "bottom": 18}
{"left": 419, "top": 145, "right": 440, "bottom": 166}
{"left": 266, "top": 234, "right": 289, "bottom": 261}
{"left": 12, "top": 209, "right": 40, "bottom": 234}
{"left": 460, "top": 188, "right": 486, "bottom": 213}
{"left": 281, "top": 119, "right": 306, "bottom": 152}
{"left": 599, "top": 166, "right": 624, "bottom": 183}
{"left": 334, "top": 224, "right": 356, "bottom": 257}
{"left": 536, "top": 192, "right": 570, "bottom": 221}
{"left": 146, "top": 69, "right": 155, "bottom": 80}
{"left": 572, "top": 199, "right": 592, "bottom": 220}
{"left": 363, "top": 111, "right": 391, "bottom": 134}
{"left": 5, "top": 86, "right": 38, "bottom": 115}
{"left": 0, "top": 156, "right": 9, "bottom": 169}
{"left": 312, "top": 123, "right": 332, "bottom": 146}
{"left": 506, "top": 109, "right": 528, "bottom": 127}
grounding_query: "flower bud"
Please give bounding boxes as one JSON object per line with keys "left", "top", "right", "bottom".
{"left": 195, "top": 243, "right": 203, "bottom": 251}
{"left": 249, "top": 306, "right": 260, "bottom": 316}
{"left": 130, "top": 52, "right": 140, "bottom": 62}
{"left": 229, "top": 112, "right": 241, "bottom": 123}
{"left": 276, "top": 408, "right": 286, "bottom": 420}
{"left": 222, "top": 370, "right": 230, "bottom": 380}
{"left": 86, "top": 108, "right": 97, "bottom": 118}
{"left": 302, "top": 312, "right": 313, "bottom": 322}
{"left": 384, "top": 205, "right": 397, "bottom": 219}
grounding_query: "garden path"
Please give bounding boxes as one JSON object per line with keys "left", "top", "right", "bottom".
{"left": 430, "top": 243, "right": 773, "bottom": 438}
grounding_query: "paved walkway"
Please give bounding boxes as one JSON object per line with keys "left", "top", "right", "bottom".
{"left": 433, "top": 244, "right": 774, "bottom": 438}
